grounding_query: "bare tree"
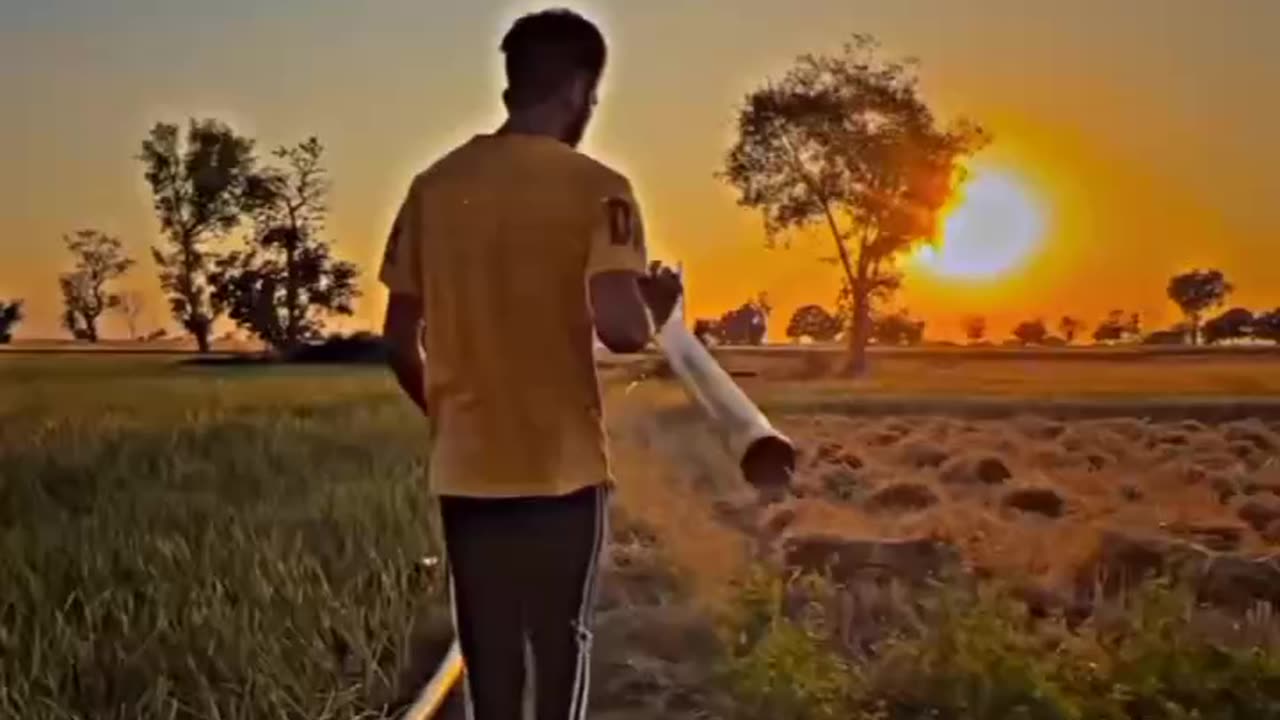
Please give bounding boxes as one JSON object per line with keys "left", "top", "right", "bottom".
{"left": 58, "top": 230, "right": 134, "bottom": 342}
{"left": 210, "top": 137, "right": 360, "bottom": 352}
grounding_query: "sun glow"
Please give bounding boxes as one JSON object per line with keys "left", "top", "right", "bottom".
{"left": 916, "top": 168, "right": 1047, "bottom": 281}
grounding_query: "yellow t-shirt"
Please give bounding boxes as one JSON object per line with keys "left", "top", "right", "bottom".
{"left": 379, "top": 133, "right": 648, "bottom": 498}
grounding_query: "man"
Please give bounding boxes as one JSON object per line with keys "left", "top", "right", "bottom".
{"left": 379, "top": 8, "right": 682, "bottom": 720}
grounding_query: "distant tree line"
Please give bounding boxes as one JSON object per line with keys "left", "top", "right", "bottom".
{"left": 1, "top": 119, "right": 361, "bottom": 352}
{"left": 693, "top": 293, "right": 773, "bottom": 346}
{"left": 763, "top": 267, "right": 1279, "bottom": 349}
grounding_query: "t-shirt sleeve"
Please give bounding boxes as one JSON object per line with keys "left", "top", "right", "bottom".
{"left": 378, "top": 182, "right": 423, "bottom": 297}
{"left": 586, "top": 180, "right": 648, "bottom": 277}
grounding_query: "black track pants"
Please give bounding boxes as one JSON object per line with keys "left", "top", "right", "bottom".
{"left": 439, "top": 483, "right": 608, "bottom": 720}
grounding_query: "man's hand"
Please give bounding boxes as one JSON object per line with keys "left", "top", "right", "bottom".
{"left": 637, "top": 262, "right": 683, "bottom": 331}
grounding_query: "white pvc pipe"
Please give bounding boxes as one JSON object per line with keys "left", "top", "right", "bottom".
{"left": 654, "top": 299, "right": 796, "bottom": 485}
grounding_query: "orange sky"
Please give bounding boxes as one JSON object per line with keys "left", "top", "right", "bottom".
{"left": 2, "top": 0, "right": 1277, "bottom": 341}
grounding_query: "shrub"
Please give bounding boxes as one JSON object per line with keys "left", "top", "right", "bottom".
{"left": 287, "top": 332, "right": 388, "bottom": 364}
{"left": 718, "top": 569, "right": 1280, "bottom": 719}
{"left": 718, "top": 568, "right": 863, "bottom": 720}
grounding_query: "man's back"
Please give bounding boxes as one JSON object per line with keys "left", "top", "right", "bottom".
{"left": 381, "top": 132, "right": 647, "bottom": 498}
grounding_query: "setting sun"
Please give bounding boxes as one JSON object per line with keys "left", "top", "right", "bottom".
{"left": 916, "top": 169, "right": 1047, "bottom": 281}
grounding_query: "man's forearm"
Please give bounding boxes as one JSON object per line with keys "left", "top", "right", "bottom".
{"left": 388, "top": 350, "right": 428, "bottom": 414}
{"left": 383, "top": 293, "right": 428, "bottom": 415}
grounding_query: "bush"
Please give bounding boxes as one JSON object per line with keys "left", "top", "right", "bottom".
{"left": 719, "top": 570, "right": 1280, "bottom": 719}
{"left": 287, "top": 332, "right": 388, "bottom": 364}
{"left": 717, "top": 568, "right": 863, "bottom": 720}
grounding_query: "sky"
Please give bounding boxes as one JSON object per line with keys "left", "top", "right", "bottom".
{"left": 2, "top": 0, "right": 1277, "bottom": 341}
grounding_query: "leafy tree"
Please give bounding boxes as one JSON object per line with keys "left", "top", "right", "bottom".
{"left": 140, "top": 119, "right": 258, "bottom": 353}
{"left": 0, "top": 300, "right": 23, "bottom": 344}
{"left": 115, "top": 291, "right": 146, "bottom": 340}
{"left": 872, "top": 309, "right": 925, "bottom": 346}
{"left": 1012, "top": 318, "right": 1049, "bottom": 346}
{"left": 1093, "top": 309, "right": 1141, "bottom": 344}
{"left": 57, "top": 230, "right": 135, "bottom": 342}
{"left": 1253, "top": 309, "right": 1280, "bottom": 344}
{"left": 1202, "top": 307, "right": 1254, "bottom": 345}
{"left": 714, "top": 301, "right": 769, "bottom": 346}
{"left": 720, "top": 35, "right": 987, "bottom": 376}
{"left": 1058, "top": 316, "right": 1084, "bottom": 344}
{"left": 964, "top": 315, "right": 987, "bottom": 343}
{"left": 786, "top": 304, "right": 842, "bottom": 343}
{"left": 692, "top": 318, "right": 719, "bottom": 346}
{"left": 210, "top": 138, "right": 359, "bottom": 352}
{"left": 1167, "top": 269, "right": 1232, "bottom": 346}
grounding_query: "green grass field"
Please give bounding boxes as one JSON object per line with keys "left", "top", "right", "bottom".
{"left": 1, "top": 357, "right": 445, "bottom": 719}
{"left": 4, "top": 351, "right": 1280, "bottom": 719}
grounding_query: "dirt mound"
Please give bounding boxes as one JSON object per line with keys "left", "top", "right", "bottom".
{"left": 1162, "top": 520, "right": 1247, "bottom": 552}
{"left": 866, "top": 481, "right": 940, "bottom": 513}
{"left": 1002, "top": 486, "right": 1066, "bottom": 518}
{"left": 898, "top": 439, "right": 950, "bottom": 468}
{"left": 1077, "top": 529, "right": 1280, "bottom": 610}
{"left": 1238, "top": 496, "right": 1280, "bottom": 532}
{"left": 781, "top": 534, "right": 962, "bottom": 587}
{"left": 940, "top": 454, "right": 1012, "bottom": 485}
{"left": 1225, "top": 419, "right": 1280, "bottom": 453}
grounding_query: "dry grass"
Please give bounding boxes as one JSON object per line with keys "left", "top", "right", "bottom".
{"left": 761, "top": 411, "right": 1279, "bottom": 595}
{"left": 714, "top": 348, "right": 1280, "bottom": 397}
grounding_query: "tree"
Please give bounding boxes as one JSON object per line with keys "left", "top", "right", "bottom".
{"left": 210, "top": 138, "right": 359, "bottom": 352}
{"left": 872, "top": 309, "right": 925, "bottom": 346}
{"left": 712, "top": 301, "right": 769, "bottom": 345}
{"left": 115, "top": 291, "right": 146, "bottom": 340}
{"left": 0, "top": 300, "right": 22, "bottom": 344}
{"left": 720, "top": 35, "right": 987, "bottom": 376}
{"left": 1058, "top": 316, "right": 1084, "bottom": 344}
{"left": 1167, "top": 269, "right": 1232, "bottom": 346}
{"left": 755, "top": 292, "right": 774, "bottom": 321}
{"left": 1254, "top": 309, "right": 1280, "bottom": 344}
{"left": 786, "top": 304, "right": 842, "bottom": 342}
{"left": 692, "top": 318, "right": 719, "bottom": 346}
{"left": 964, "top": 315, "right": 987, "bottom": 343}
{"left": 1093, "top": 309, "right": 1140, "bottom": 344}
{"left": 140, "top": 119, "right": 258, "bottom": 353}
{"left": 1127, "top": 312, "right": 1143, "bottom": 339}
{"left": 1202, "top": 307, "right": 1254, "bottom": 345}
{"left": 1012, "top": 318, "right": 1049, "bottom": 346}
{"left": 57, "top": 230, "right": 134, "bottom": 342}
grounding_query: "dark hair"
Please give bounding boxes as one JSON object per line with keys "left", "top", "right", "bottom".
{"left": 500, "top": 9, "right": 606, "bottom": 108}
